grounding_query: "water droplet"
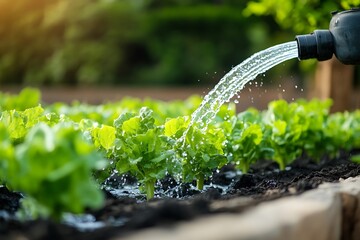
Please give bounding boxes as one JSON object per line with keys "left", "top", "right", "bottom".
{"left": 234, "top": 99, "right": 239, "bottom": 104}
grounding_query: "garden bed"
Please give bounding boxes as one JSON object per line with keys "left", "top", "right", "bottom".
{"left": 1, "top": 88, "right": 360, "bottom": 240}
{"left": 1, "top": 153, "right": 359, "bottom": 240}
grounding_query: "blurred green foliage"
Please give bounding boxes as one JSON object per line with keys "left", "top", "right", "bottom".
{"left": 244, "top": 0, "right": 360, "bottom": 33}
{"left": 244, "top": 0, "right": 360, "bottom": 74}
{"left": 0, "top": 0, "right": 294, "bottom": 86}
{"left": 0, "top": 0, "right": 142, "bottom": 85}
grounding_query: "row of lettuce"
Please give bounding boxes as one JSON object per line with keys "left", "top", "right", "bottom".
{"left": 1, "top": 88, "right": 360, "bottom": 219}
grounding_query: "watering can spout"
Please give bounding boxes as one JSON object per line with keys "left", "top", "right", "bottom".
{"left": 295, "top": 8, "right": 360, "bottom": 65}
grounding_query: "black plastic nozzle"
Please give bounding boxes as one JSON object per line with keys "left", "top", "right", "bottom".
{"left": 295, "top": 30, "right": 334, "bottom": 61}
{"left": 295, "top": 8, "right": 360, "bottom": 65}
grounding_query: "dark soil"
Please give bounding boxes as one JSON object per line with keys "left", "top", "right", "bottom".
{"left": 1, "top": 151, "right": 360, "bottom": 240}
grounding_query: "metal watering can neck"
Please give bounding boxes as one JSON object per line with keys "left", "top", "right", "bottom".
{"left": 295, "top": 8, "right": 360, "bottom": 65}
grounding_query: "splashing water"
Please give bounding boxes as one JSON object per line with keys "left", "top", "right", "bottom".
{"left": 188, "top": 41, "right": 299, "bottom": 131}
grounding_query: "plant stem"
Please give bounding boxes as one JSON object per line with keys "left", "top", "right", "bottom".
{"left": 145, "top": 180, "right": 155, "bottom": 200}
{"left": 278, "top": 159, "right": 285, "bottom": 170}
{"left": 196, "top": 174, "right": 204, "bottom": 190}
{"left": 240, "top": 161, "right": 249, "bottom": 173}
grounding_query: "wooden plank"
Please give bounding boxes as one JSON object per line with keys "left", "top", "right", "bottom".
{"left": 313, "top": 57, "right": 354, "bottom": 112}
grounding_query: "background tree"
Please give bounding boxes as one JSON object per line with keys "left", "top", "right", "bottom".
{"left": 0, "top": 0, "right": 293, "bottom": 87}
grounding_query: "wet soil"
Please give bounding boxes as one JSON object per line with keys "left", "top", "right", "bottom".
{"left": 1, "top": 151, "right": 360, "bottom": 240}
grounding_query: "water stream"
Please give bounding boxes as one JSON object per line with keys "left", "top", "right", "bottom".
{"left": 187, "top": 41, "right": 299, "bottom": 131}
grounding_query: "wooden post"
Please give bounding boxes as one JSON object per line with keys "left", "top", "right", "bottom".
{"left": 312, "top": 57, "right": 354, "bottom": 112}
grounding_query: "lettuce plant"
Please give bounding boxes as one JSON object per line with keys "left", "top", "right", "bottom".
{"left": 111, "top": 107, "right": 178, "bottom": 200}
{"left": 0, "top": 123, "right": 106, "bottom": 219}
{"left": 0, "top": 88, "right": 40, "bottom": 111}
{"left": 263, "top": 99, "right": 332, "bottom": 169}
{"left": 322, "top": 110, "right": 360, "bottom": 157}
{"left": 225, "top": 116, "right": 265, "bottom": 173}
{"left": 165, "top": 117, "right": 227, "bottom": 190}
